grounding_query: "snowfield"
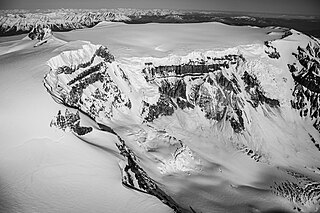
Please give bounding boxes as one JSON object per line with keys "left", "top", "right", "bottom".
{"left": 54, "top": 22, "right": 285, "bottom": 59}
{"left": 0, "top": 22, "right": 320, "bottom": 213}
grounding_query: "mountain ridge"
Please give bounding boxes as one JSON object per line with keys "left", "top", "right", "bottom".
{"left": 1, "top": 8, "right": 320, "bottom": 38}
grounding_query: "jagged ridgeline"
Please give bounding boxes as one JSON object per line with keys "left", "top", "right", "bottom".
{"left": 141, "top": 54, "right": 279, "bottom": 134}
{"left": 44, "top": 30, "right": 320, "bottom": 213}
{"left": 44, "top": 43, "right": 280, "bottom": 134}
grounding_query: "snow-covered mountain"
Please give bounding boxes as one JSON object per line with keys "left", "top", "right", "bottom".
{"left": 1, "top": 8, "right": 320, "bottom": 38}
{"left": 0, "top": 9, "right": 131, "bottom": 35}
{"left": 0, "top": 8, "right": 191, "bottom": 36}
{"left": 42, "top": 24, "right": 320, "bottom": 213}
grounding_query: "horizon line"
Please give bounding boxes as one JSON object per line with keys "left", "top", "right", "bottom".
{"left": 1, "top": 7, "right": 319, "bottom": 18}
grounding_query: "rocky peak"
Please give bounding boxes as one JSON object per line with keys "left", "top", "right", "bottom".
{"left": 28, "top": 25, "right": 52, "bottom": 41}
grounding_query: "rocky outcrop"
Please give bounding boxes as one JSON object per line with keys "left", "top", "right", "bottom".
{"left": 141, "top": 53, "right": 279, "bottom": 134}
{"left": 44, "top": 44, "right": 129, "bottom": 120}
{"left": 115, "top": 135, "right": 187, "bottom": 213}
{"left": 264, "top": 41, "right": 281, "bottom": 59}
{"left": 28, "top": 25, "right": 52, "bottom": 41}
{"left": 271, "top": 170, "right": 320, "bottom": 211}
{"left": 309, "top": 134, "right": 320, "bottom": 151}
{"left": 290, "top": 45, "right": 320, "bottom": 93}
{"left": 242, "top": 71, "right": 280, "bottom": 108}
{"left": 288, "top": 41, "right": 320, "bottom": 134}
{"left": 143, "top": 95, "right": 176, "bottom": 122}
{"left": 143, "top": 55, "right": 243, "bottom": 80}
{"left": 50, "top": 109, "right": 92, "bottom": 135}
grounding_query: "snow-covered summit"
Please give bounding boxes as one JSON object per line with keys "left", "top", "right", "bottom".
{"left": 43, "top": 27, "right": 320, "bottom": 213}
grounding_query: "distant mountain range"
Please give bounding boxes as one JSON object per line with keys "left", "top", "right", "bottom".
{"left": 1, "top": 8, "right": 320, "bottom": 37}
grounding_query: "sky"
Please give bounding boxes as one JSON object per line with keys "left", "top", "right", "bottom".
{"left": 1, "top": 0, "right": 320, "bottom": 16}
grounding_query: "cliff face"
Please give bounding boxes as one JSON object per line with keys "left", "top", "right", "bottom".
{"left": 45, "top": 44, "right": 131, "bottom": 121}
{"left": 141, "top": 54, "right": 280, "bottom": 135}
{"left": 44, "top": 30, "right": 320, "bottom": 213}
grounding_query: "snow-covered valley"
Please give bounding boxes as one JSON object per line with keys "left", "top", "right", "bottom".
{"left": 0, "top": 21, "right": 320, "bottom": 213}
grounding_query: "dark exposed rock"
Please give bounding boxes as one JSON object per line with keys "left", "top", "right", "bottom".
{"left": 290, "top": 46, "right": 320, "bottom": 94}
{"left": 118, "top": 66, "right": 131, "bottom": 86}
{"left": 143, "top": 71, "right": 246, "bottom": 134}
{"left": 159, "top": 79, "right": 187, "bottom": 99}
{"left": 229, "top": 108, "right": 245, "bottom": 133}
{"left": 56, "top": 46, "right": 114, "bottom": 76}
{"left": 45, "top": 46, "right": 131, "bottom": 120}
{"left": 264, "top": 41, "right": 281, "bottom": 59}
{"left": 242, "top": 71, "right": 280, "bottom": 108}
{"left": 177, "top": 97, "right": 194, "bottom": 109}
{"left": 57, "top": 65, "right": 76, "bottom": 75}
{"left": 215, "top": 72, "right": 241, "bottom": 94}
{"left": 239, "top": 146, "right": 263, "bottom": 162}
{"left": 144, "top": 95, "right": 176, "bottom": 122}
{"left": 68, "top": 62, "right": 104, "bottom": 85}
{"left": 308, "top": 134, "right": 320, "bottom": 152}
{"left": 141, "top": 54, "right": 246, "bottom": 126}
{"left": 271, "top": 169, "right": 320, "bottom": 208}
{"left": 141, "top": 51, "right": 279, "bottom": 135}
{"left": 68, "top": 72, "right": 105, "bottom": 106}
{"left": 72, "top": 121, "right": 93, "bottom": 135}
{"left": 115, "top": 135, "right": 186, "bottom": 213}
{"left": 143, "top": 54, "right": 244, "bottom": 80}
{"left": 96, "top": 46, "right": 115, "bottom": 63}
{"left": 289, "top": 42, "right": 320, "bottom": 134}
{"left": 293, "top": 67, "right": 320, "bottom": 93}
{"left": 50, "top": 109, "right": 93, "bottom": 135}
{"left": 28, "top": 25, "right": 51, "bottom": 41}
{"left": 281, "top": 30, "right": 293, "bottom": 39}
{"left": 141, "top": 54, "right": 249, "bottom": 133}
